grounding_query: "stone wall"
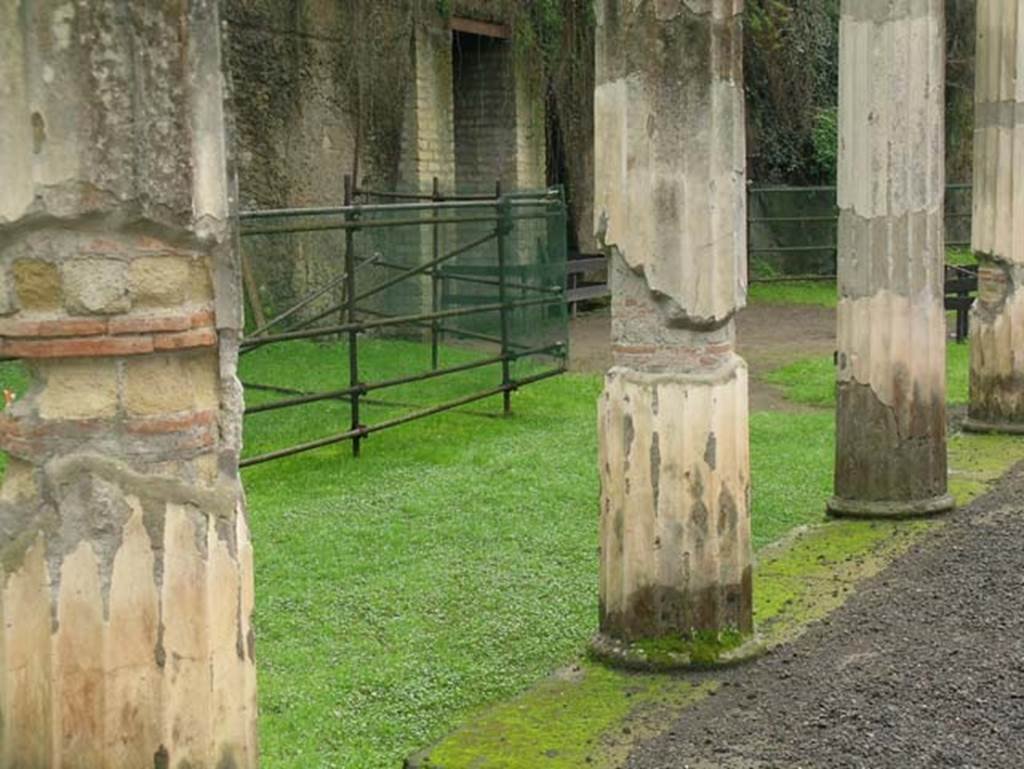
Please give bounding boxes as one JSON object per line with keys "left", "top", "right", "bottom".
{"left": 224, "top": 0, "right": 363, "bottom": 321}
{"left": 401, "top": 25, "right": 457, "bottom": 194}
{"left": 226, "top": 4, "right": 549, "bottom": 323}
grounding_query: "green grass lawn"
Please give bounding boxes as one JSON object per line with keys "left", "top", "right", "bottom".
{"left": 0, "top": 361, "right": 30, "bottom": 477}
{"left": 947, "top": 247, "right": 977, "bottom": 267}
{"left": 748, "top": 247, "right": 978, "bottom": 308}
{"left": 748, "top": 280, "right": 837, "bottom": 308}
{"left": 239, "top": 339, "right": 834, "bottom": 768}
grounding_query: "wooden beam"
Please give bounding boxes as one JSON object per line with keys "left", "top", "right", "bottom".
{"left": 449, "top": 16, "right": 511, "bottom": 39}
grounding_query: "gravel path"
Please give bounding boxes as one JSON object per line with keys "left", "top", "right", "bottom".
{"left": 629, "top": 464, "right": 1024, "bottom": 769}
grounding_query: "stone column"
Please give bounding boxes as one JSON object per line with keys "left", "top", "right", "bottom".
{"left": 0, "top": 2, "right": 257, "bottom": 766}
{"left": 829, "top": 0, "right": 953, "bottom": 517}
{"left": 593, "top": 0, "right": 752, "bottom": 648}
{"left": 965, "top": 1, "right": 1024, "bottom": 433}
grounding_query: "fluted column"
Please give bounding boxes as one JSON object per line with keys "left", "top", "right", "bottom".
{"left": 965, "top": 0, "right": 1024, "bottom": 433}
{"left": 829, "top": 0, "right": 953, "bottom": 517}
{"left": 593, "top": 0, "right": 752, "bottom": 647}
{"left": 0, "top": 2, "right": 257, "bottom": 766}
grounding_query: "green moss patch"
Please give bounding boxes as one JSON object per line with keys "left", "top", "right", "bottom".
{"left": 633, "top": 629, "right": 746, "bottom": 667}
{"left": 948, "top": 430, "right": 1024, "bottom": 504}
{"left": 588, "top": 628, "right": 760, "bottom": 672}
{"left": 411, "top": 662, "right": 716, "bottom": 769}
{"left": 753, "top": 518, "right": 933, "bottom": 646}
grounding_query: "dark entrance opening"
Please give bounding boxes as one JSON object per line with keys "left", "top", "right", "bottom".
{"left": 452, "top": 26, "right": 516, "bottom": 193}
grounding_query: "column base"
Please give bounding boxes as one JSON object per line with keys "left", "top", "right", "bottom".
{"left": 962, "top": 417, "right": 1024, "bottom": 435}
{"left": 589, "top": 630, "right": 765, "bottom": 672}
{"left": 826, "top": 493, "right": 954, "bottom": 519}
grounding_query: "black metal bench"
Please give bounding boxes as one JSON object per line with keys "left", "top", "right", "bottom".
{"left": 944, "top": 264, "right": 977, "bottom": 343}
{"left": 566, "top": 252, "right": 609, "bottom": 316}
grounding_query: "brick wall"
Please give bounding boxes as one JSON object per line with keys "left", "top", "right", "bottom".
{"left": 453, "top": 32, "right": 519, "bottom": 194}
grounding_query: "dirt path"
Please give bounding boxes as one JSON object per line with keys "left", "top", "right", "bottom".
{"left": 569, "top": 304, "right": 836, "bottom": 412}
{"left": 628, "top": 464, "right": 1024, "bottom": 769}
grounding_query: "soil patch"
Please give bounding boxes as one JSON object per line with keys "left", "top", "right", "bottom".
{"left": 568, "top": 304, "right": 836, "bottom": 412}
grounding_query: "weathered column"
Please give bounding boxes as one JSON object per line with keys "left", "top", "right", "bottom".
{"left": 829, "top": 0, "right": 953, "bottom": 517}
{"left": 0, "top": 2, "right": 257, "bottom": 766}
{"left": 965, "top": 1, "right": 1024, "bottom": 433}
{"left": 593, "top": 0, "right": 752, "bottom": 651}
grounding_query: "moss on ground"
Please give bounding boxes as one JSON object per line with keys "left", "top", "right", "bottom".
{"left": 947, "top": 430, "right": 1022, "bottom": 504}
{"left": 753, "top": 519, "right": 933, "bottom": 646}
{"left": 415, "top": 663, "right": 716, "bottom": 769}
{"left": 412, "top": 429, "right": 1023, "bottom": 769}
{"left": 633, "top": 629, "right": 746, "bottom": 667}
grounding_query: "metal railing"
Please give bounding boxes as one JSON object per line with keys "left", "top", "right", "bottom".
{"left": 237, "top": 176, "right": 568, "bottom": 467}
{"left": 748, "top": 183, "right": 973, "bottom": 282}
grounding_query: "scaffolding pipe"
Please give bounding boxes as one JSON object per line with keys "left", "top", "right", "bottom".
{"left": 239, "top": 294, "right": 562, "bottom": 349}
{"left": 244, "top": 342, "right": 565, "bottom": 416}
{"left": 239, "top": 366, "right": 565, "bottom": 468}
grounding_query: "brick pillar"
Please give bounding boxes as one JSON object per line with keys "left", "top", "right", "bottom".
{"left": 965, "top": 1, "right": 1024, "bottom": 433}
{"left": 593, "top": 0, "right": 752, "bottom": 649}
{"left": 0, "top": 2, "right": 257, "bottom": 766}
{"left": 400, "top": 22, "right": 457, "bottom": 195}
{"left": 829, "top": 0, "right": 953, "bottom": 518}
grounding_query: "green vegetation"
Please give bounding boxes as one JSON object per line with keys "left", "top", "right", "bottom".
{"left": 632, "top": 629, "right": 746, "bottom": 667}
{"left": 745, "top": 0, "right": 841, "bottom": 184}
{"left": 764, "top": 342, "right": 971, "bottom": 408}
{"left": 421, "top": 663, "right": 716, "bottom": 769}
{"left": 0, "top": 361, "right": 30, "bottom": 477}
{"left": 748, "top": 280, "right": 837, "bottom": 308}
{"left": 748, "top": 249, "right": 979, "bottom": 308}
{"left": 947, "top": 247, "right": 977, "bottom": 267}
{"left": 240, "top": 339, "right": 838, "bottom": 767}
{"left": 744, "top": 0, "right": 974, "bottom": 184}
{"left": 0, "top": 319, "right": 1014, "bottom": 769}
{"left": 413, "top": 427, "right": 1023, "bottom": 769}
{"left": 948, "top": 431, "right": 1024, "bottom": 504}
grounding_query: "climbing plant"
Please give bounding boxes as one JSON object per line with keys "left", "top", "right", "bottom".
{"left": 744, "top": 0, "right": 841, "bottom": 184}
{"left": 946, "top": 0, "right": 975, "bottom": 184}
{"left": 508, "top": 0, "right": 597, "bottom": 249}
{"left": 745, "top": 0, "right": 974, "bottom": 186}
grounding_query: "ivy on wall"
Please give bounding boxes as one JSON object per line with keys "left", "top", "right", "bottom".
{"left": 745, "top": 0, "right": 841, "bottom": 185}
{"left": 330, "top": 1, "right": 975, "bottom": 196}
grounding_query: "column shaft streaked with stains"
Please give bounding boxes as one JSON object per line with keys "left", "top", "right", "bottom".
{"left": 830, "top": 0, "right": 953, "bottom": 517}
{"left": 593, "top": 0, "right": 752, "bottom": 643}
{"left": 965, "top": 0, "right": 1024, "bottom": 433}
